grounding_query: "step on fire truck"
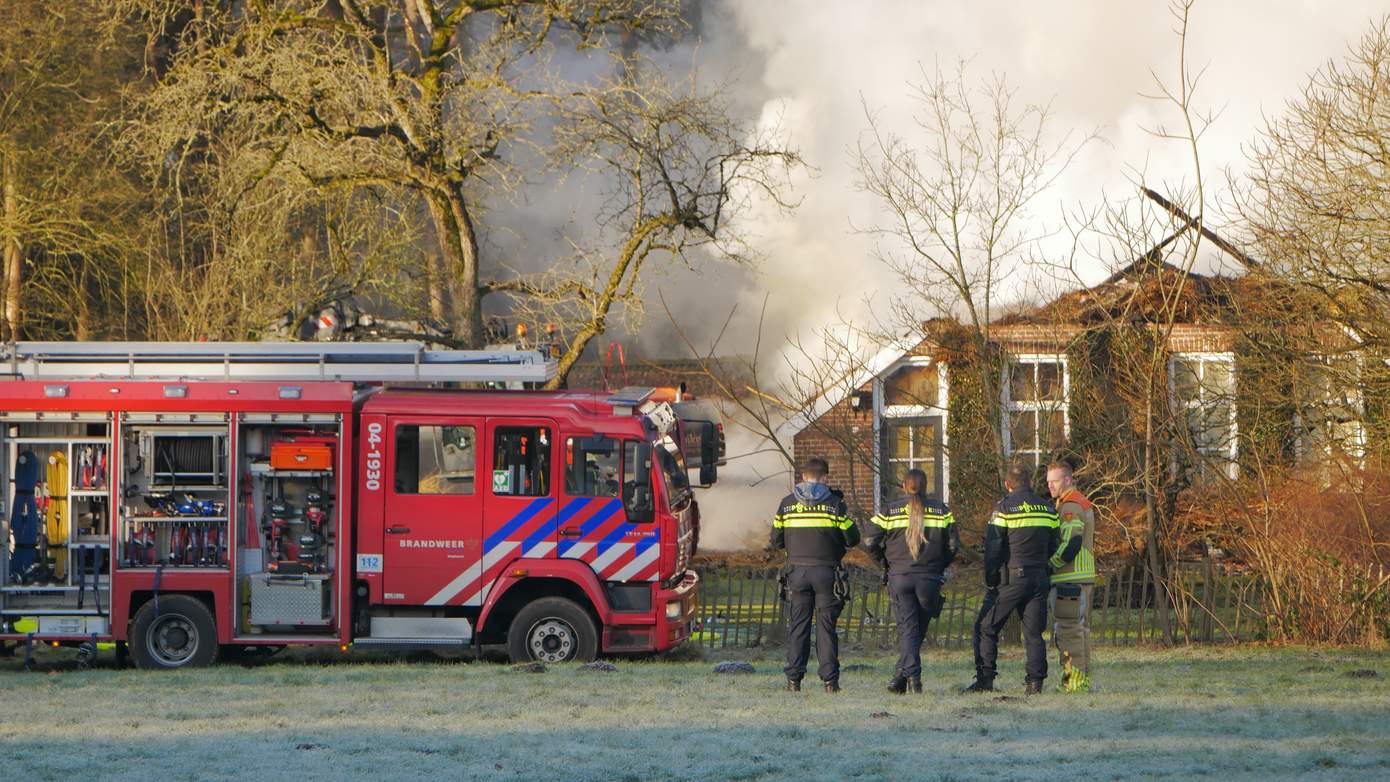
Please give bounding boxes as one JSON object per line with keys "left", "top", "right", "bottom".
{"left": 0, "top": 342, "right": 717, "bottom": 669}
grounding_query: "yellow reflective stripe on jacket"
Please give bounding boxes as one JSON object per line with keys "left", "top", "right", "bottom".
{"left": 990, "top": 512, "right": 1058, "bottom": 529}
{"left": 774, "top": 515, "right": 854, "bottom": 530}
{"left": 870, "top": 513, "right": 955, "bottom": 530}
{"left": 1052, "top": 548, "right": 1096, "bottom": 582}
{"left": 1051, "top": 506, "right": 1095, "bottom": 582}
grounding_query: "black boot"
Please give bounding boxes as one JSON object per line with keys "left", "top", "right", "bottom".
{"left": 886, "top": 673, "right": 908, "bottom": 694}
{"left": 908, "top": 675, "right": 923, "bottom": 694}
{"left": 963, "top": 673, "right": 995, "bottom": 693}
{"left": 785, "top": 678, "right": 802, "bottom": 692}
{"left": 823, "top": 679, "right": 841, "bottom": 693}
{"left": 1024, "top": 679, "right": 1044, "bottom": 696}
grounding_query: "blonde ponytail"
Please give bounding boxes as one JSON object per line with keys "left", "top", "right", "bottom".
{"left": 903, "top": 469, "right": 928, "bottom": 560}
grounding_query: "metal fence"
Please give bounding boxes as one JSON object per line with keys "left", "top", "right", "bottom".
{"left": 691, "top": 562, "right": 1264, "bottom": 651}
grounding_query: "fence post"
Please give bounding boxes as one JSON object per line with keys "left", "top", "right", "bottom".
{"left": 1201, "top": 554, "right": 1215, "bottom": 643}
{"left": 1123, "top": 566, "right": 1135, "bottom": 645}
{"left": 951, "top": 588, "right": 965, "bottom": 649}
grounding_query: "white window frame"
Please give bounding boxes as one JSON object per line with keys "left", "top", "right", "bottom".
{"left": 873, "top": 358, "right": 950, "bottom": 511}
{"left": 1001, "top": 354, "right": 1070, "bottom": 467}
{"left": 1295, "top": 352, "right": 1366, "bottom": 465}
{"left": 1168, "top": 352, "right": 1239, "bottom": 482}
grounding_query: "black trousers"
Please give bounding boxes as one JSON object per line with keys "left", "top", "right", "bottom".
{"left": 972, "top": 585, "right": 998, "bottom": 673}
{"left": 977, "top": 566, "right": 1050, "bottom": 683}
{"left": 889, "top": 572, "right": 941, "bottom": 678}
{"left": 784, "top": 565, "right": 844, "bottom": 682}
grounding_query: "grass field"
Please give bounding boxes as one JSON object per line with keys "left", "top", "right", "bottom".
{"left": 2, "top": 644, "right": 1388, "bottom": 781}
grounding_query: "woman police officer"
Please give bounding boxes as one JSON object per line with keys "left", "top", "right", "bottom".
{"left": 862, "top": 468, "right": 961, "bottom": 693}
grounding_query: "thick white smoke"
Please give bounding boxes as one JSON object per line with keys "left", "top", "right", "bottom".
{"left": 663, "top": 1, "right": 1390, "bottom": 549}
{"left": 692, "top": 411, "right": 791, "bottom": 551}
{"left": 704, "top": 0, "right": 1389, "bottom": 353}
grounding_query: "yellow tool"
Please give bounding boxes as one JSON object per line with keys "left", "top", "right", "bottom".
{"left": 45, "top": 450, "right": 68, "bottom": 580}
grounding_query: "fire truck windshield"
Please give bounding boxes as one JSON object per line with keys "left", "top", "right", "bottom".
{"left": 655, "top": 437, "right": 691, "bottom": 509}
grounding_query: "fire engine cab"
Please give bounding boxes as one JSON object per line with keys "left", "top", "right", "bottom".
{"left": 0, "top": 342, "right": 707, "bottom": 669}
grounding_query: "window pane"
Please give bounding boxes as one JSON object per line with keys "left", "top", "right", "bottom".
{"left": 1330, "top": 420, "right": 1363, "bottom": 453}
{"left": 882, "top": 419, "right": 942, "bottom": 502}
{"left": 394, "top": 426, "right": 420, "bottom": 493}
{"left": 885, "top": 364, "right": 939, "bottom": 407}
{"left": 1184, "top": 408, "right": 1205, "bottom": 445}
{"left": 1009, "top": 362, "right": 1034, "bottom": 403}
{"left": 395, "top": 425, "right": 476, "bottom": 495}
{"left": 893, "top": 424, "right": 911, "bottom": 459}
{"left": 492, "top": 427, "right": 551, "bottom": 496}
{"left": 655, "top": 440, "right": 690, "bottom": 508}
{"left": 1203, "top": 403, "right": 1232, "bottom": 448}
{"left": 1326, "top": 355, "right": 1358, "bottom": 381}
{"left": 623, "top": 440, "right": 642, "bottom": 506}
{"left": 919, "top": 461, "right": 937, "bottom": 497}
{"left": 1014, "top": 451, "right": 1039, "bottom": 475}
{"left": 885, "top": 463, "right": 908, "bottom": 500}
{"left": 1037, "top": 361, "right": 1063, "bottom": 402}
{"left": 1173, "top": 359, "right": 1200, "bottom": 401}
{"left": 1010, "top": 410, "right": 1037, "bottom": 450}
{"left": 914, "top": 421, "right": 938, "bottom": 460}
{"left": 1042, "top": 410, "right": 1066, "bottom": 449}
{"left": 1201, "top": 361, "right": 1232, "bottom": 399}
{"left": 566, "top": 436, "right": 620, "bottom": 498}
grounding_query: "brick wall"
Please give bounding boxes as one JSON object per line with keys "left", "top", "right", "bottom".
{"left": 791, "top": 383, "right": 878, "bottom": 520}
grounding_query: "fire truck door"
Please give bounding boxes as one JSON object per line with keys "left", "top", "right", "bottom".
{"left": 479, "top": 419, "right": 558, "bottom": 601}
{"left": 383, "top": 417, "right": 483, "bottom": 605}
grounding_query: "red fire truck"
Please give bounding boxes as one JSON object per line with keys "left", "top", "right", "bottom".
{"left": 0, "top": 342, "right": 713, "bottom": 669}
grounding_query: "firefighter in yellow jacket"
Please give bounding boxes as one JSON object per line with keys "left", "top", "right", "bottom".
{"left": 1046, "top": 460, "right": 1096, "bottom": 693}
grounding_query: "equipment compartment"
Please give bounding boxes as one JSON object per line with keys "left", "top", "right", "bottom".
{"left": 118, "top": 419, "right": 230, "bottom": 570}
{"left": 0, "top": 416, "right": 113, "bottom": 632}
{"left": 236, "top": 419, "right": 341, "bottom": 636}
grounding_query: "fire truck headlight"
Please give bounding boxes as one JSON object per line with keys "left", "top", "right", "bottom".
{"left": 666, "top": 602, "right": 683, "bottom": 621}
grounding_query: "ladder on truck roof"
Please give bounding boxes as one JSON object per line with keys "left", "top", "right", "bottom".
{"left": 0, "top": 341, "right": 557, "bottom": 384}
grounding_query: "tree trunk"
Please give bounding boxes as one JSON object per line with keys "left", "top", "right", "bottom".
{"left": 548, "top": 324, "right": 596, "bottom": 390}
{"left": 544, "top": 218, "right": 669, "bottom": 389}
{"left": 74, "top": 259, "right": 92, "bottom": 340}
{"left": 425, "top": 185, "right": 484, "bottom": 348}
{"left": 426, "top": 248, "right": 450, "bottom": 324}
{"left": 2, "top": 152, "right": 22, "bottom": 341}
{"left": 1142, "top": 370, "right": 1175, "bottom": 644}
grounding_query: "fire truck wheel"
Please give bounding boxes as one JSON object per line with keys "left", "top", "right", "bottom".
{"left": 130, "top": 595, "right": 219, "bottom": 670}
{"left": 507, "top": 597, "right": 598, "bottom": 664}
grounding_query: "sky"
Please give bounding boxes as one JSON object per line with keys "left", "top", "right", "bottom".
{"left": 609, "top": 0, "right": 1390, "bottom": 361}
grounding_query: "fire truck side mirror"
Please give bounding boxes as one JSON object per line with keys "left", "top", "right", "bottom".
{"left": 698, "top": 422, "right": 718, "bottom": 487}
{"left": 625, "top": 442, "right": 655, "bottom": 523}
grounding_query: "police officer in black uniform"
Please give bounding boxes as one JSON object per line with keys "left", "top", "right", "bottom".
{"left": 967, "top": 463, "right": 1060, "bottom": 695}
{"left": 771, "top": 457, "right": 859, "bottom": 692}
{"left": 863, "top": 468, "right": 960, "bottom": 694}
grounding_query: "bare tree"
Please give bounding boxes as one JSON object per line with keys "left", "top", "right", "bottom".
{"left": 1242, "top": 16, "right": 1390, "bottom": 353}
{"left": 1221, "top": 14, "right": 1390, "bottom": 642}
{"left": 1045, "top": 0, "right": 1217, "bottom": 643}
{"left": 0, "top": 2, "right": 138, "bottom": 340}
{"left": 115, "top": 0, "right": 687, "bottom": 347}
{"left": 491, "top": 68, "right": 801, "bottom": 387}
{"left": 855, "top": 61, "right": 1095, "bottom": 480}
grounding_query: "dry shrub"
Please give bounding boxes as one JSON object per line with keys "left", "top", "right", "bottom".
{"left": 1190, "top": 461, "right": 1390, "bottom": 644}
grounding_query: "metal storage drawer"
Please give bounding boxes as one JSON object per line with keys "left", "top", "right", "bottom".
{"left": 38, "top": 616, "right": 110, "bottom": 635}
{"left": 248, "top": 573, "right": 331, "bottom": 627}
